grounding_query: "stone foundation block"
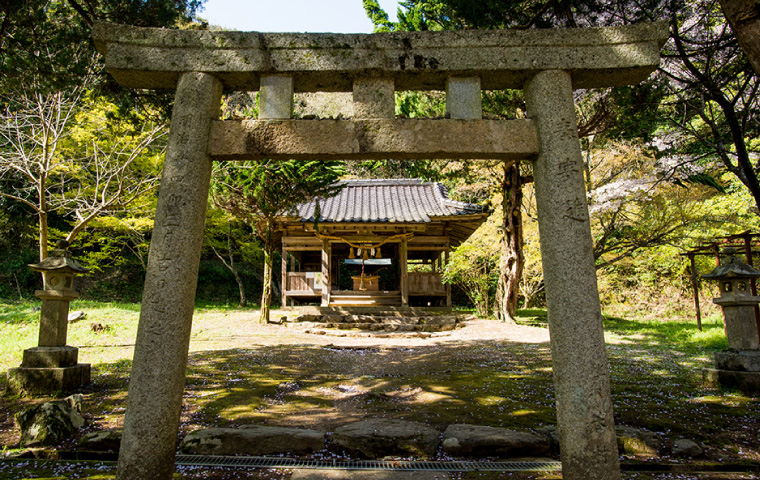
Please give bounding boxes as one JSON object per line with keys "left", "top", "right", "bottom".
{"left": 15, "top": 394, "right": 84, "bottom": 446}
{"left": 79, "top": 429, "right": 123, "bottom": 451}
{"left": 180, "top": 426, "right": 325, "bottom": 456}
{"left": 704, "top": 367, "right": 760, "bottom": 394}
{"left": 332, "top": 419, "right": 440, "bottom": 459}
{"left": 22, "top": 346, "right": 79, "bottom": 368}
{"left": 442, "top": 424, "right": 549, "bottom": 458}
{"left": 6, "top": 363, "right": 90, "bottom": 396}
{"left": 616, "top": 426, "right": 661, "bottom": 457}
{"left": 421, "top": 316, "right": 457, "bottom": 325}
{"left": 714, "top": 350, "right": 760, "bottom": 371}
{"left": 321, "top": 315, "right": 346, "bottom": 324}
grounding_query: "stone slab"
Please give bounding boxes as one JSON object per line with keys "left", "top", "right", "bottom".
{"left": 704, "top": 367, "right": 760, "bottom": 394}
{"left": 446, "top": 77, "right": 481, "bottom": 120}
{"left": 22, "top": 346, "right": 79, "bottom": 368}
{"left": 179, "top": 426, "right": 325, "bottom": 456}
{"left": 291, "top": 472, "right": 450, "bottom": 480}
{"left": 354, "top": 77, "right": 395, "bottom": 119}
{"left": 332, "top": 419, "right": 440, "bottom": 459}
{"left": 615, "top": 426, "right": 661, "bottom": 457}
{"left": 209, "top": 118, "right": 538, "bottom": 161}
{"left": 259, "top": 74, "right": 293, "bottom": 120}
{"left": 92, "top": 21, "right": 668, "bottom": 91}
{"left": 714, "top": 350, "right": 760, "bottom": 371}
{"left": 6, "top": 363, "right": 90, "bottom": 396}
{"left": 442, "top": 424, "right": 549, "bottom": 458}
{"left": 79, "top": 429, "right": 122, "bottom": 451}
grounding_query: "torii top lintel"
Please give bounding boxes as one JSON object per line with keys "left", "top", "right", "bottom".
{"left": 93, "top": 21, "right": 668, "bottom": 92}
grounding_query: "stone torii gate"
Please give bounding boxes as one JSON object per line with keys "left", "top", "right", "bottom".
{"left": 93, "top": 22, "right": 667, "bottom": 480}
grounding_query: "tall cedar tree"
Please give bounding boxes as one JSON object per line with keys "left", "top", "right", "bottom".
{"left": 211, "top": 160, "right": 344, "bottom": 323}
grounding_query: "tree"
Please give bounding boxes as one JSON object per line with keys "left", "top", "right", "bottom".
{"left": 0, "top": 0, "right": 204, "bottom": 266}
{"left": 1, "top": 0, "right": 205, "bottom": 94}
{"left": 662, "top": 1, "right": 760, "bottom": 213}
{"left": 203, "top": 208, "right": 258, "bottom": 308}
{"left": 0, "top": 90, "right": 164, "bottom": 260}
{"left": 494, "top": 160, "right": 524, "bottom": 322}
{"left": 442, "top": 217, "right": 499, "bottom": 317}
{"left": 211, "top": 160, "right": 344, "bottom": 323}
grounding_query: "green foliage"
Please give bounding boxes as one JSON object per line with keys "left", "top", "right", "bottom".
{"left": 442, "top": 218, "right": 500, "bottom": 316}
{"left": 363, "top": 0, "right": 396, "bottom": 32}
{"left": 212, "top": 160, "right": 345, "bottom": 232}
{"left": 211, "top": 160, "right": 345, "bottom": 320}
{"left": 1, "top": 0, "right": 205, "bottom": 97}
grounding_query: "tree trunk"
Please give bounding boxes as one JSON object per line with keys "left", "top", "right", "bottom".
{"left": 209, "top": 227, "right": 248, "bottom": 307}
{"left": 259, "top": 225, "right": 273, "bottom": 323}
{"left": 496, "top": 160, "right": 524, "bottom": 323}
{"left": 39, "top": 208, "right": 48, "bottom": 260}
{"left": 720, "top": 0, "right": 760, "bottom": 78}
{"left": 232, "top": 266, "right": 247, "bottom": 308}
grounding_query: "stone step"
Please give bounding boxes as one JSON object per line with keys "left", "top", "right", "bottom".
{"left": 329, "top": 297, "right": 403, "bottom": 306}
{"left": 323, "top": 323, "right": 459, "bottom": 332}
{"left": 293, "top": 306, "right": 454, "bottom": 316}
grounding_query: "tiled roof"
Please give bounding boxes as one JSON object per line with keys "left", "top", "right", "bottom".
{"left": 294, "top": 179, "right": 488, "bottom": 223}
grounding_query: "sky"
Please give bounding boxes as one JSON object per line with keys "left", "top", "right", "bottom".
{"left": 199, "top": 0, "right": 401, "bottom": 33}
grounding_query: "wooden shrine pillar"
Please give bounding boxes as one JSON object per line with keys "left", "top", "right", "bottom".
{"left": 281, "top": 245, "right": 288, "bottom": 308}
{"left": 445, "top": 247, "right": 452, "bottom": 307}
{"left": 400, "top": 237, "right": 409, "bottom": 306}
{"left": 321, "top": 239, "right": 330, "bottom": 306}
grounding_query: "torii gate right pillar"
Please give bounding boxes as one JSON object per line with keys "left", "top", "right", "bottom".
{"left": 526, "top": 70, "right": 620, "bottom": 479}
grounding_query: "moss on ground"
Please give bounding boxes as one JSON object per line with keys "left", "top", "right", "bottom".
{"left": 0, "top": 302, "right": 758, "bottom": 466}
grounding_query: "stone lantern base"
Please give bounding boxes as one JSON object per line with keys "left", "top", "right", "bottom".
{"left": 703, "top": 350, "right": 760, "bottom": 395}
{"left": 6, "top": 346, "right": 90, "bottom": 396}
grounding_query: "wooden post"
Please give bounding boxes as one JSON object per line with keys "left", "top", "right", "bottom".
{"left": 742, "top": 234, "right": 760, "bottom": 344}
{"left": 400, "top": 238, "right": 409, "bottom": 306}
{"left": 281, "top": 246, "right": 288, "bottom": 308}
{"left": 688, "top": 253, "right": 702, "bottom": 331}
{"left": 445, "top": 247, "right": 452, "bottom": 307}
{"left": 321, "top": 239, "right": 330, "bottom": 306}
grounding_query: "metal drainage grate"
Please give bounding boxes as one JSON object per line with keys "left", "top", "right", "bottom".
{"left": 175, "top": 455, "right": 562, "bottom": 472}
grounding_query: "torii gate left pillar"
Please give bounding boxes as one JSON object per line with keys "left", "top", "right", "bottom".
{"left": 93, "top": 21, "right": 667, "bottom": 480}
{"left": 116, "top": 72, "right": 221, "bottom": 479}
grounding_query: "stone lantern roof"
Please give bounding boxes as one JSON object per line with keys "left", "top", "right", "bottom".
{"left": 703, "top": 248, "right": 760, "bottom": 280}
{"left": 28, "top": 240, "right": 90, "bottom": 274}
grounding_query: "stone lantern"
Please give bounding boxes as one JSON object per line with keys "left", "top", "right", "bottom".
{"left": 702, "top": 247, "right": 760, "bottom": 393}
{"left": 6, "top": 240, "right": 91, "bottom": 395}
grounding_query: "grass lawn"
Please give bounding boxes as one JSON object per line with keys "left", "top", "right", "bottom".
{"left": 0, "top": 300, "right": 757, "bottom": 480}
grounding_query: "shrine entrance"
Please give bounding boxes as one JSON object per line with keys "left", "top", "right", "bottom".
{"left": 279, "top": 178, "right": 488, "bottom": 308}
{"left": 92, "top": 21, "right": 669, "bottom": 480}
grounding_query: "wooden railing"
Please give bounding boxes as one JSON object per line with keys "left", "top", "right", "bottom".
{"left": 286, "top": 272, "right": 322, "bottom": 294}
{"left": 409, "top": 272, "right": 445, "bottom": 295}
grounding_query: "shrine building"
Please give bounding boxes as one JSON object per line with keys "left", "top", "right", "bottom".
{"left": 278, "top": 178, "right": 490, "bottom": 308}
